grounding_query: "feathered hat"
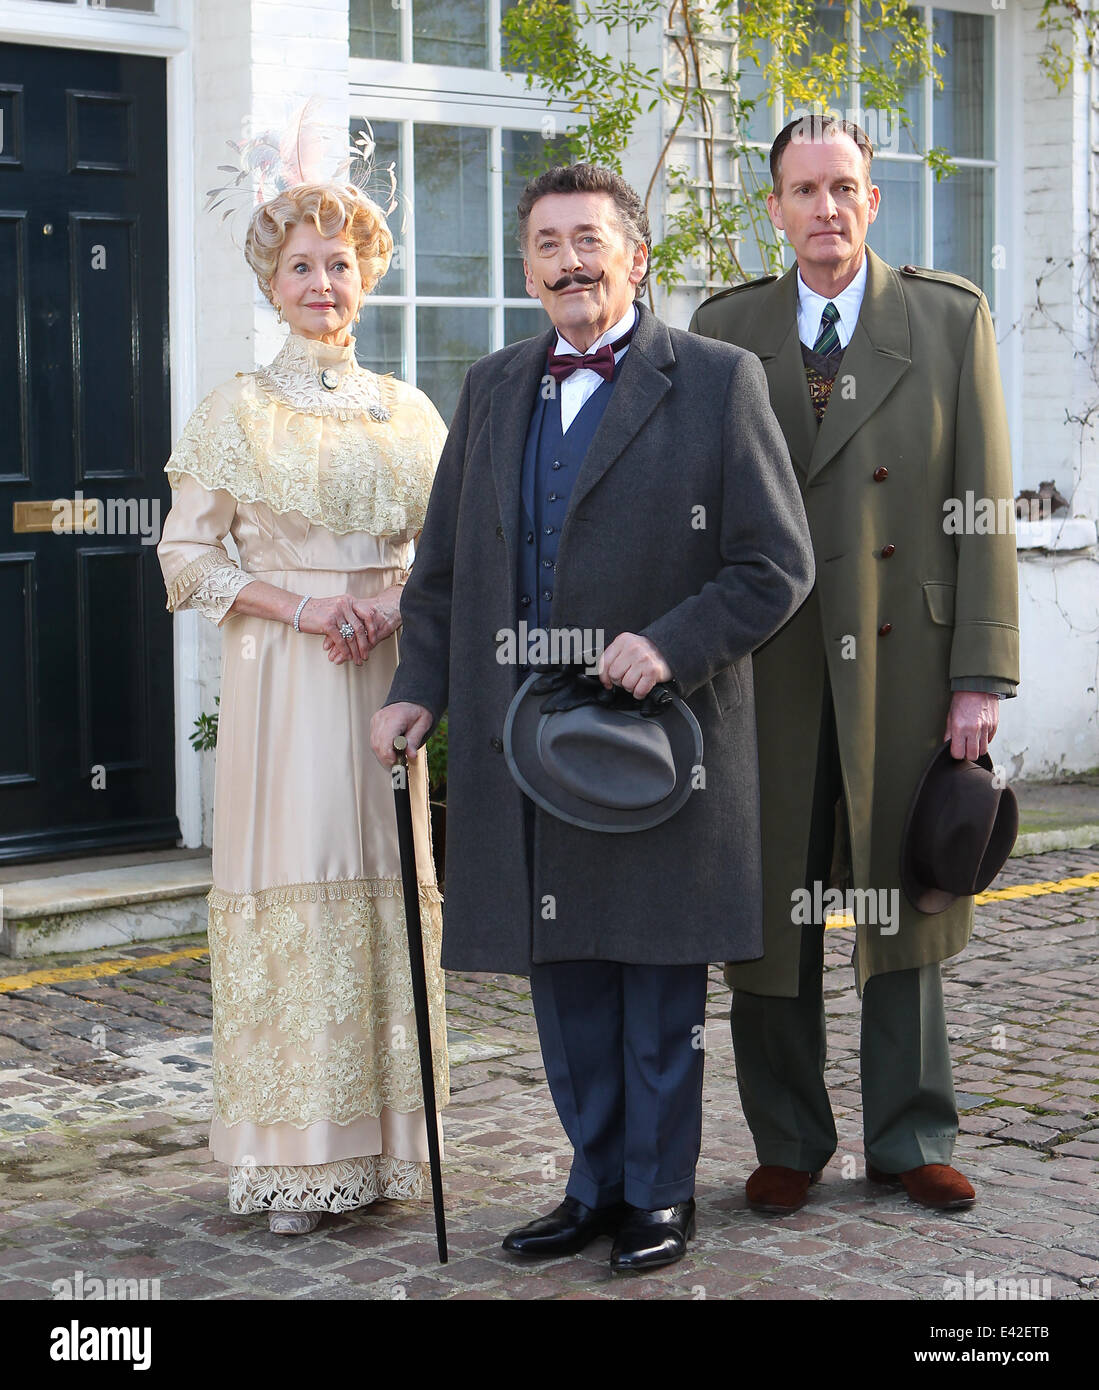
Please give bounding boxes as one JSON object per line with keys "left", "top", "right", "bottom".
{"left": 204, "top": 99, "right": 399, "bottom": 243}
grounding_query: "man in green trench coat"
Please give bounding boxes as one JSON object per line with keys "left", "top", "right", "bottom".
{"left": 690, "top": 115, "right": 1020, "bottom": 1213}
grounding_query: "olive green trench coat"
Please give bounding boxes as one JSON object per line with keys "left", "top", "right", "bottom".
{"left": 690, "top": 246, "right": 1020, "bottom": 996}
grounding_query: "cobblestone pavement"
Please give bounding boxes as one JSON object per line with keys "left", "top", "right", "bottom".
{"left": 0, "top": 848, "right": 1096, "bottom": 1303}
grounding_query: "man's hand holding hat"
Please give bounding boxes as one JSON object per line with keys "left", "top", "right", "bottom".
{"left": 944, "top": 690, "right": 1000, "bottom": 762}
{"left": 597, "top": 632, "right": 672, "bottom": 699}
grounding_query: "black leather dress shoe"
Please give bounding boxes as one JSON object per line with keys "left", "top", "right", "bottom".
{"left": 502, "top": 1196, "right": 628, "bottom": 1257}
{"left": 609, "top": 1200, "right": 696, "bottom": 1273}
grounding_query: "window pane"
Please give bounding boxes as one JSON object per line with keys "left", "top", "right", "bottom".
{"left": 869, "top": 158, "right": 922, "bottom": 269}
{"left": 355, "top": 305, "right": 405, "bottom": 379}
{"left": 860, "top": 10, "right": 923, "bottom": 157}
{"left": 501, "top": 0, "right": 535, "bottom": 73}
{"left": 934, "top": 165, "right": 994, "bottom": 304}
{"left": 350, "top": 118, "right": 406, "bottom": 294}
{"left": 417, "top": 306, "right": 490, "bottom": 422}
{"left": 784, "top": 1, "right": 846, "bottom": 100}
{"left": 103, "top": 0, "right": 157, "bottom": 10}
{"left": 738, "top": 54, "right": 772, "bottom": 146}
{"left": 505, "top": 306, "right": 547, "bottom": 345}
{"left": 736, "top": 145, "right": 781, "bottom": 278}
{"left": 933, "top": 11, "right": 994, "bottom": 160}
{"left": 350, "top": 0, "right": 400, "bottom": 61}
{"left": 414, "top": 125, "right": 490, "bottom": 296}
{"left": 414, "top": 0, "right": 487, "bottom": 67}
{"left": 733, "top": 4, "right": 772, "bottom": 145}
{"left": 501, "top": 128, "right": 571, "bottom": 298}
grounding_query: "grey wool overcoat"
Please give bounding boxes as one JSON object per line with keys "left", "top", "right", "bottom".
{"left": 385, "top": 301, "right": 815, "bottom": 975}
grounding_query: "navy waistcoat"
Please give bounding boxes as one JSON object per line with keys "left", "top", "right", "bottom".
{"left": 517, "top": 356, "right": 626, "bottom": 633}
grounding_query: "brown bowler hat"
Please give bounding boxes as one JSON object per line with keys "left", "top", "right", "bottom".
{"left": 900, "top": 742, "right": 1018, "bottom": 915}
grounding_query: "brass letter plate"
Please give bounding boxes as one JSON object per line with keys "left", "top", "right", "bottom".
{"left": 13, "top": 498, "right": 102, "bottom": 533}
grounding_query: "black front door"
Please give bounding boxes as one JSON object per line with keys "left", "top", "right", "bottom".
{"left": 0, "top": 42, "right": 177, "bottom": 863}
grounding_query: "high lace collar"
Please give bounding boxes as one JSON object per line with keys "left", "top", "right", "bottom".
{"left": 254, "top": 331, "right": 392, "bottom": 421}
{"left": 285, "top": 332, "right": 358, "bottom": 372}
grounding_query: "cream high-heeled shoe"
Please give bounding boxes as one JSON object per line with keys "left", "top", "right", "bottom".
{"left": 268, "top": 1211, "right": 323, "bottom": 1235}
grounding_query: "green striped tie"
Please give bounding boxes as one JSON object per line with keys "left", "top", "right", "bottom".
{"left": 813, "top": 301, "right": 841, "bottom": 355}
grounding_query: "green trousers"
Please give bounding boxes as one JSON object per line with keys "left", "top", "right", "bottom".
{"left": 730, "top": 681, "right": 959, "bottom": 1175}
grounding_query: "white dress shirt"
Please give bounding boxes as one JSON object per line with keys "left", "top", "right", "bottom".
{"left": 553, "top": 303, "right": 637, "bottom": 432}
{"left": 796, "top": 254, "right": 868, "bottom": 352}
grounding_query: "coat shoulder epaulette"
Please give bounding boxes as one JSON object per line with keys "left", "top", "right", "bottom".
{"left": 897, "top": 263, "right": 982, "bottom": 297}
{"left": 699, "top": 275, "right": 778, "bottom": 310}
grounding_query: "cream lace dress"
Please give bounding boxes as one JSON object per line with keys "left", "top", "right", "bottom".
{"left": 156, "top": 331, "right": 449, "bottom": 1213}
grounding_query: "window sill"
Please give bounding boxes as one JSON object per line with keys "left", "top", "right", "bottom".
{"left": 1016, "top": 518, "right": 1098, "bottom": 553}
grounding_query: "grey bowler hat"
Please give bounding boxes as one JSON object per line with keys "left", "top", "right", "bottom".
{"left": 503, "top": 669, "right": 703, "bottom": 833}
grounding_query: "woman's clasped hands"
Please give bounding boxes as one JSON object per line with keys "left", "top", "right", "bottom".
{"left": 295, "top": 588, "right": 404, "bottom": 666}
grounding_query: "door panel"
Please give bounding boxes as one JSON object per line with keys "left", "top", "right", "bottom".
{"left": 0, "top": 41, "right": 177, "bottom": 862}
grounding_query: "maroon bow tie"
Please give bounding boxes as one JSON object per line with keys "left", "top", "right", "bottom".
{"left": 546, "top": 322, "right": 635, "bottom": 383}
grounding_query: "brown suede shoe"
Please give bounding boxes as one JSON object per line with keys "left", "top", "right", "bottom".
{"left": 866, "top": 1162, "right": 976, "bottom": 1210}
{"left": 745, "top": 1165, "right": 823, "bottom": 1215}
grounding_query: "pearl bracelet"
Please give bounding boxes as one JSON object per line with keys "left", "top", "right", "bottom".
{"left": 293, "top": 595, "right": 311, "bottom": 632}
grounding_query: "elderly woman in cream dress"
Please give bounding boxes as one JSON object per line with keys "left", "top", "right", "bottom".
{"left": 157, "top": 182, "right": 448, "bottom": 1235}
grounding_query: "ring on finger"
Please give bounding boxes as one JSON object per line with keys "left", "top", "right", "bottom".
{"left": 339, "top": 622, "right": 355, "bottom": 641}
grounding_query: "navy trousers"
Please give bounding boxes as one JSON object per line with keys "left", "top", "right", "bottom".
{"left": 519, "top": 706, "right": 708, "bottom": 1212}
{"left": 530, "top": 959, "right": 708, "bottom": 1209}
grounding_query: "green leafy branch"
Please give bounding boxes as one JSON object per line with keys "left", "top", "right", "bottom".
{"left": 501, "top": 0, "right": 950, "bottom": 289}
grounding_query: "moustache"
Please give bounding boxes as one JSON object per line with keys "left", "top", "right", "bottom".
{"left": 544, "top": 271, "right": 605, "bottom": 292}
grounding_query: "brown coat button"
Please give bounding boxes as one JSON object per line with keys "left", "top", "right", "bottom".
{"left": 881, "top": 543, "right": 896, "bottom": 558}
{"left": 873, "top": 466, "right": 888, "bottom": 481}
{"left": 878, "top": 622, "right": 893, "bottom": 636}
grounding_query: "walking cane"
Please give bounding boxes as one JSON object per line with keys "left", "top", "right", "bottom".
{"left": 391, "top": 734, "right": 448, "bottom": 1264}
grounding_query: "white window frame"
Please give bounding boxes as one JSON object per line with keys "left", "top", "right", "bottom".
{"left": 349, "top": 70, "right": 579, "bottom": 383}
{"left": 350, "top": 0, "right": 512, "bottom": 76}
{"left": 1, "top": 0, "right": 183, "bottom": 45}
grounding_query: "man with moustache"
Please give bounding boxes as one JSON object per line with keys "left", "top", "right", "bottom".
{"left": 691, "top": 117, "right": 1019, "bottom": 1214}
{"left": 371, "top": 163, "right": 814, "bottom": 1271}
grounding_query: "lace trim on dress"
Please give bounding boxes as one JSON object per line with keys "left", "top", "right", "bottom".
{"left": 164, "top": 550, "right": 233, "bottom": 612}
{"left": 207, "top": 877, "right": 443, "bottom": 913}
{"left": 188, "top": 564, "right": 256, "bottom": 626}
{"left": 254, "top": 333, "right": 393, "bottom": 422}
{"left": 228, "top": 1155, "right": 425, "bottom": 1213}
{"left": 164, "top": 380, "right": 443, "bottom": 538}
{"left": 208, "top": 877, "right": 449, "bottom": 1127}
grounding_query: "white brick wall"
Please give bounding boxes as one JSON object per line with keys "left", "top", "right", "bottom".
{"left": 1016, "top": 0, "right": 1097, "bottom": 506}
{"left": 997, "top": 0, "right": 1099, "bottom": 777}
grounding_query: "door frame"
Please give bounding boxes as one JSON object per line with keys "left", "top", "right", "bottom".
{"left": 0, "top": 5, "right": 203, "bottom": 848}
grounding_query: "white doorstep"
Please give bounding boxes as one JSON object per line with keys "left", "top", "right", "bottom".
{"left": 0, "top": 857, "right": 213, "bottom": 958}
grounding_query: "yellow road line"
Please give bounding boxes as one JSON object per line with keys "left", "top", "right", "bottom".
{"left": 0, "top": 945, "right": 208, "bottom": 995}
{"left": 975, "top": 871, "right": 1099, "bottom": 903}
{"left": 819, "top": 869, "right": 1099, "bottom": 929}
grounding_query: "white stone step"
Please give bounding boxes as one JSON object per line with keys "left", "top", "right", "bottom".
{"left": 0, "top": 853, "right": 212, "bottom": 958}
